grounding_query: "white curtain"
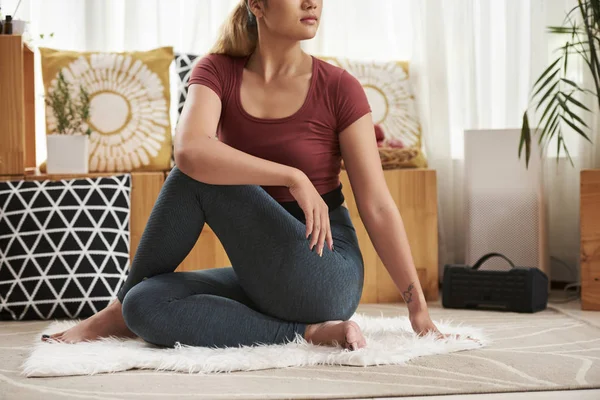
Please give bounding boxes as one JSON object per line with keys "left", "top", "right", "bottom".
{"left": 411, "top": 0, "right": 600, "bottom": 285}
{"left": 3, "top": 0, "right": 413, "bottom": 167}
{"left": 4, "top": 0, "right": 597, "bottom": 284}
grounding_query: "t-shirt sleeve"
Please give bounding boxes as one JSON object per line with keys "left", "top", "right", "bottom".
{"left": 335, "top": 70, "right": 372, "bottom": 133}
{"left": 187, "top": 54, "right": 224, "bottom": 99}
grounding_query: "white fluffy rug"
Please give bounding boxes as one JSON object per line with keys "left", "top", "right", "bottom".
{"left": 21, "top": 312, "right": 490, "bottom": 377}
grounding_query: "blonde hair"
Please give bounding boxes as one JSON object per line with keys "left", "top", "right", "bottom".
{"left": 209, "top": 0, "right": 259, "bottom": 57}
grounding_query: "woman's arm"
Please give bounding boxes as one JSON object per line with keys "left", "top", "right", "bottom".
{"left": 174, "top": 84, "right": 304, "bottom": 187}
{"left": 341, "top": 121, "right": 478, "bottom": 342}
{"left": 338, "top": 113, "right": 427, "bottom": 315}
{"left": 175, "top": 84, "right": 335, "bottom": 254}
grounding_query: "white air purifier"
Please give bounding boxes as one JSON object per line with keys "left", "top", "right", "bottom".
{"left": 464, "top": 129, "right": 550, "bottom": 285}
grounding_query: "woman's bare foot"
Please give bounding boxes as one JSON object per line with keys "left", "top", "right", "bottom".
{"left": 41, "top": 299, "right": 138, "bottom": 344}
{"left": 304, "top": 320, "right": 366, "bottom": 351}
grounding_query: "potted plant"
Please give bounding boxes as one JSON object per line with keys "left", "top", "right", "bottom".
{"left": 44, "top": 70, "right": 92, "bottom": 174}
{"left": 519, "top": 0, "right": 599, "bottom": 167}
{"left": 519, "top": 0, "right": 600, "bottom": 311}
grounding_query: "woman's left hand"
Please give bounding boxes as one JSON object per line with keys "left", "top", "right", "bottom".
{"left": 409, "top": 310, "right": 479, "bottom": 343}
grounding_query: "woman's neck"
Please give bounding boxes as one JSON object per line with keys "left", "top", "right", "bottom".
{"left": 247, "top": 41, "right": 309, "bottom": 83}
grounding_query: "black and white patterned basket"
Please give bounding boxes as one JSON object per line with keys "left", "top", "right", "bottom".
{"left": 0, "top": 174, "right": 132, "bottom": 321}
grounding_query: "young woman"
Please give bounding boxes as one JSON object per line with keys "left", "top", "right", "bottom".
{"left": 42, "top": 0, "right": 464, "bottom": 351}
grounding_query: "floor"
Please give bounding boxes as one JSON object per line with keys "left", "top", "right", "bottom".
{"left": 3, "top": 288, "right": 598, "bottom": 399}
{"left": 377, "top": 288, "right": 600, "bottom": 400}
{"left": 380, "top": 390, "right": 600, "bottom": 399}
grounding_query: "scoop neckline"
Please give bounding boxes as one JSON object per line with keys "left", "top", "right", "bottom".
{"left": 236, "top": 54, "right": 317, "bottom": 124}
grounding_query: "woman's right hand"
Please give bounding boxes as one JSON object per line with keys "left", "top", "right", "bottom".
{"left": 287, "top": 171, "right": 333, "bottom": 256}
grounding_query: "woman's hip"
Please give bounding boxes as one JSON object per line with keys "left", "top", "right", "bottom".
{"left": 233, "top": 220, "right": 365, "bottom": 322}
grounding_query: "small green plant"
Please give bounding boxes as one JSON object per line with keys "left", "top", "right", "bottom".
{"left": 45, "top": 70, "right": 92, "bottom": 136}
{"left": 25, "top": 32, "right": 54, "bottom": 45}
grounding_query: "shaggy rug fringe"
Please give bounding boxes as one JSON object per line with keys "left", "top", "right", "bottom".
{"left": 21, "top": 312, "right": 491, "bottom": 377}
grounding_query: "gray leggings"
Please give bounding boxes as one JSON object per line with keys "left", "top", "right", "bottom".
{"left": 118, "top": 166, "right": 364, "bottom": 349}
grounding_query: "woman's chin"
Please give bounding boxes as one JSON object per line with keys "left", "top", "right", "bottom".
{"left": 297, "top": 31, "right": 318, "bottom": 40}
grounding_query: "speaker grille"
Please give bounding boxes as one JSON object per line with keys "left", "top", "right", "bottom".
{"left": 447, "top": 270, "right": 528, "bottom": 302}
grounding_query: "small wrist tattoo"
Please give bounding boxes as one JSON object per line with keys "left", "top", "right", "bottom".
{"left": 402, "top": 282, "right": 415, "bottom": 304}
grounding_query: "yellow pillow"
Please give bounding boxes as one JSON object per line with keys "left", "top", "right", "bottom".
{"left": 318, "top": 56, "right": 427, "bottom": 168}
{"left": 39, "top": 46, "right": 174, "bottom": 172}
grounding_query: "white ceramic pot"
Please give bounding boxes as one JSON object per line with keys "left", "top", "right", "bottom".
{"left": 10, "top": 19, "right": 27, "bottom": 35}
{"left": 46, "top": 134, "right": 89, "bottom": 174}
{"left": 1, "top": 19, "right": 27, "bottom": 34}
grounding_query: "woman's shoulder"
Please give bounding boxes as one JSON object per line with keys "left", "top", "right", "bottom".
{"left": 188, "top": 53, "right": 246, "bottom": 99}
{"left": 195, "top": 52, "right": 244, "bottom": 70}
{"left": 313, "top": 56, "right": 346, "bottom": 79}
{"left": 313, "top": 56, "right": 362, "bottom": 93}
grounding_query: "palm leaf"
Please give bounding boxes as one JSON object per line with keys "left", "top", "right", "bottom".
{"left": 540, "top": 108, "right": 560, "bottom": 146}
{"left": 547, "top": 114, "right": 562, "bottom": 152}
{"left": 556, "top": 134, "right": 563, "bottom": 167}
{"left": 564, "top": 42, "right": 570, "bottom": 74}
{"left": 519, "top": 112, "right": 531, "bottom": 167}
{"left": 563, "top": 91, "right": 592, "bottom": 112}
{"left": 531, "top": 58, "right": 561, "bottom": 91}
{"left": 532, "top": 69, "right": 560, "bottom": 98}
{"left": 561, "top": 133, "right": 575, "bottom": 167}
{"left": 580, "top": 0, "right": 600, "bottom": 107}
{"left": 559, "top": 114, "right": 592, "bottom": 142}
{"left": 538, "top": 93, "right": 558, "bottom": 121}
{"left": 561, "top": 78, "right": 584, "bottom": 91}
{"left": 557, "top": 93, "right": 590, "bottom": 129}
{"left": 535, "top": 81, "right": 559, "bottom": 112}
{"left": 520, "top": 0, "right": 600, "bottom": 168}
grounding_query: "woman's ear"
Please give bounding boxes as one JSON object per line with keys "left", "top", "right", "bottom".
{"left": 248, "top": 0, "right": 265, "bottom": 19}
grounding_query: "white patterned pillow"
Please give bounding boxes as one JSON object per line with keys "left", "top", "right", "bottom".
{"left": 40, "top": 47, "right": 174, "bottom": 172}
{"left": 0, "top": 175, "right": 131, "bottom": 321}
{"left": 318, "top": 56, "right": 427, "bottom": 168}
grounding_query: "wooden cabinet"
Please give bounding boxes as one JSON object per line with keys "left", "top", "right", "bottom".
{"left": 1, "top": 169, "right": 438, "bottom": 304}
{"left": 0, "top": 35, "right": 36, "bottom": 175}
{"left": 581, "top": 169, "right": 600, "bottom": 310}
{"left": 170, "top": 169, "right": 439, "bottom": 303}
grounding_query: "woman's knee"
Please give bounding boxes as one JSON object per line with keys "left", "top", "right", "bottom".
{"left": 329, "top": 296, "right": 360, "bottom": 321}
{"left": 165, "top": 165, "right": 196, "bottom": 190}
{"left": 303, "top": 289, "right": 360, "bottom": 322}
{"left": 318, "top": 275, "right": 362, "bottom": 321}
{"left": 121, "top": 282, "right": 160, "bottom": 334}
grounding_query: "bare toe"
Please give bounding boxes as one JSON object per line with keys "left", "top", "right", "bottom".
{"left": 344, "top": 321, "right": 366, "bottom": 350}
{"left": 50, "top": 334, "right": 64, "bottom": 343}
{"left": 41, "top": 332, "right": 59, "bottom": 342}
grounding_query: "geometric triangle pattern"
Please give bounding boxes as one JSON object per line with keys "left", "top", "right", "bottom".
{"left": 0, "top": 174, "right": 131, "bottom": 321}
{"left": 174, "top": 52, "right": 199, "bottom": 119}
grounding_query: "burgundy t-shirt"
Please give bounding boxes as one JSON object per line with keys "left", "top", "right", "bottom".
{"left": 187, "top": 53, "right": 371, "bottom": 203}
